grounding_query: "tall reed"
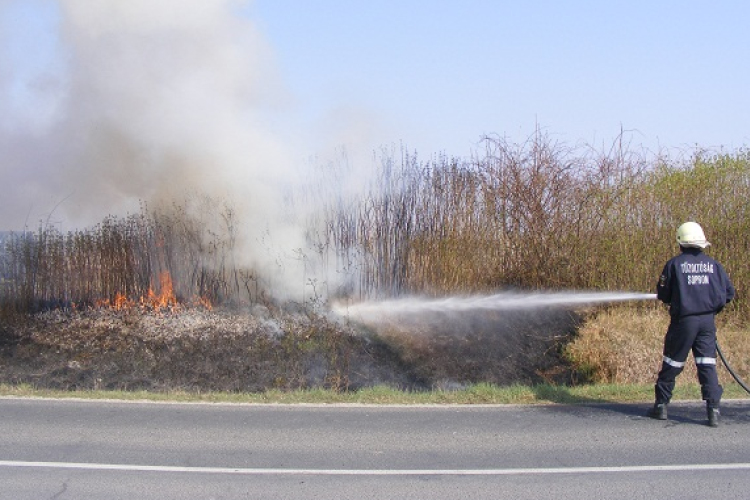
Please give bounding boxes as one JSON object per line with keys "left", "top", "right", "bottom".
{"left": 2, "top": 138, "right": 748, "bottom": 320}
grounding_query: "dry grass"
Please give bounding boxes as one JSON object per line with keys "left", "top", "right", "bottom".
{"left": 567, "top": 304, "right": 750, "bottom": 386}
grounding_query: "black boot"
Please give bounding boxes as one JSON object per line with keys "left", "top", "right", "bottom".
{"left": 647, "top": 403, "right": 668, "bottom": 420}
{"left": 707, "top": 407, "right": 720, "bottom": 428}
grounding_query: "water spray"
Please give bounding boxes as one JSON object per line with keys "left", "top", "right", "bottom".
{"left": 333, "top": 290, "right": 750, "bottom": 395}
{"left": 333, "top": 291, "right": 657, "bottom": 319}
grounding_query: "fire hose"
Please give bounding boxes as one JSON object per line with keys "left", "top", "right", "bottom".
{"left": 643, "top": 292, "right": 749, "bottom": 395}
{"left": 643, "top": 293, "right": 749, "bottom": 395}
{"left": 717, "top": 341, "right": 750, "bottom": 395}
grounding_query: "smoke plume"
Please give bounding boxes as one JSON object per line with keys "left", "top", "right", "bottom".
{"left": 0, "top": 0, "right": 324, "bottom": 299}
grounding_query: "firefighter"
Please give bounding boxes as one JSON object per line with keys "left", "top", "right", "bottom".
{"left": 647, "top": 222, "right": 735, "bottom": 427}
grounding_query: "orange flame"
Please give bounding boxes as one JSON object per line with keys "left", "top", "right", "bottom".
{"left": 92, "top": 271, "right": 212, "bottom": 311}
{"left": 142, "top": 271, "right": 178, "bottom": 310}
{"left": 193, "top": 295, "right": 213, "bottom": 311}
{"left": 113, "top": 292, "right": 132, "bottom": 310}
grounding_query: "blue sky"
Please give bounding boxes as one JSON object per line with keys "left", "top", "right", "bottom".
{"left": 0, "top": 1, "right": 748, "bottom": 231}
{"left": 3, "top": 1, "right": 749, "bottom": 159}
{"left": 251, "top": 0, "right": 749, "bottom": 157}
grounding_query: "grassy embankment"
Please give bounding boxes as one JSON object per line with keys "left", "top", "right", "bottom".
{"left": 2, "top": 134, "right": 750, "bottom": 401}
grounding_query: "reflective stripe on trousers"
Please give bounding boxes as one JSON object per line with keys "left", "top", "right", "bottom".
{"left": 695, "top": 357, "right": 717, "bottom": 365}
{"left": 663, "top": 356, "right": 685, "bottom": 368}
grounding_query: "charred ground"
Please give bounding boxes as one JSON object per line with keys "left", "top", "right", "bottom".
{"left": 0, "top": 304, "right": 580, "bottom": 393}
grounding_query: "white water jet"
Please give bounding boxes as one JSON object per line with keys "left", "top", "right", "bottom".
{"left": 333, "top": 291, "right": 657, "bottom": 320}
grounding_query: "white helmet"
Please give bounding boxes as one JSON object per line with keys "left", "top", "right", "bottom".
{"left": 676, "top": 221, "right": 710, "bottom": 249}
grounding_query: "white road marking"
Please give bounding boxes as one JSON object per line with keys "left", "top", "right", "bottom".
{"left": 2, "top": 461, "right": 750, "bottom": 476}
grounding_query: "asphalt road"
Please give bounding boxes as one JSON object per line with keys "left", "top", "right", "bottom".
{"left": 1, "top": 397, "right": 750, "bottom": 499}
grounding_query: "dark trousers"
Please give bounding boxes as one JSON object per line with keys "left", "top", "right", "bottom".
{"left": 655, "top": 314, "right": 723, "bottom": 407}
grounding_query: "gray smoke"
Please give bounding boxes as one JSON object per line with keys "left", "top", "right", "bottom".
{"left": 2, "top": 0, "right": 297, "bottom": 226}
{"left": 0, "top": 0, "right": 332, "bottom": 298}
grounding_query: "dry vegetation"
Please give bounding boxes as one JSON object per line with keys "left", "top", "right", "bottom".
{"left": 1, "top": 132, "right": 749, "bottom": 393}
{"left": 326, "top": 135, "right": 750, "bottom": 307}
{"left": 568, "top": 304, "right": 750, "bottom": 387}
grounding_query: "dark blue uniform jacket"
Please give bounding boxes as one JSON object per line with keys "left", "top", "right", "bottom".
{"left": 657, "top": 247, "right": 735, "bottom": 318}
